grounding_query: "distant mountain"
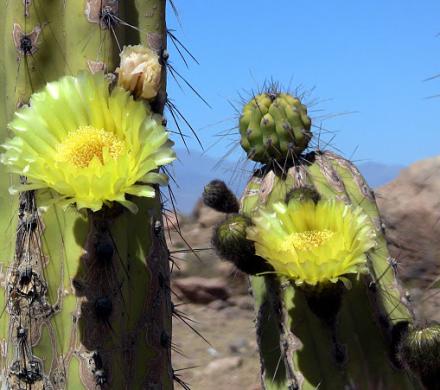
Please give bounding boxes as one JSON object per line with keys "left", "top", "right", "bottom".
{"left": 357, "top": 162, "right": 404, "bottom": 188}
{"left": 166, "top": 149, "right": 404, "bottom": 214}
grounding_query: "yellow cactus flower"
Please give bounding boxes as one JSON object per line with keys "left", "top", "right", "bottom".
{"left": 246, "top": 199, "right": 376, "bottom": 286}
{"left": 116, "top": 45, "right": 162, "bottom": 100}
{"left": 1, "top": 72, "right": 175, "bottom": 212}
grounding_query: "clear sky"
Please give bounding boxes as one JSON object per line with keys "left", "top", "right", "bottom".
{"left": 166, "top": 1, "right": 440, "bottom": 166}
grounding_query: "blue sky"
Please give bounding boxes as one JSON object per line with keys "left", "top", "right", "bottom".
{"left": 166, "top": 1, "right": 440, "bottom": 165}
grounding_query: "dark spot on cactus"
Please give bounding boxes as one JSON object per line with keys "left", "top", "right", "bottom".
{"left": 389, "top": 257, "right": 399, "bottom": 274}
{"left": 19, "top": 267, "right": 32, "bottom": 286}
{"left": 90, "top": 351, "right": 107, "bottom": 384}
{"left": 100, "top": 6, "right": 118, "bottom": 29}
{"left": 95, "top": 241, "right": 114, "bottom": 264}
{"left": 301, "top": 282, "right": 345, "bottom": 327}
{"left": 16, "top": 326, "right": 27, "bottom": 341}
{"left": 160, "top": 331, "right": 170, "bottom": 348}
{"left": 203, "top": 180, "right": 239, "bottom": 214}
{"left": 13, "top": 24, "right": 41, "bottom": 56}
{"left": 246, "top": 128, "right": 253, "bottom": 137}
{"left": 92, "top": 351, "right": 104, "bottom": 369}
{"left": 267, "top": 92, "right": 278, "bottom": 101}
{"left": 94, "top": 296, "right": 113, "bottom": 321}
{"left": 368, "top": 280, "right": 377, "bottom": 293}
{"left": 22, "top": 213, "right": 38, "bottom": 231}
{"left": 95, "top": 369, "right": 107, "bottom": 385}
{"left": 282, "top": 121, "right": 291, "bottom": 131}
{"left": 154, "top": 220, "right": 162, "bottom": 236}
{"left": 10, "top": 359, "right": 42, "bottom": 384}
{"left": 332, "top": 342, "right": 347, "bottom": 366}
{"left": 286, "top": 186, "right": 320, "bottom": 204}
{"left": 378, "top": 314, "right": 390, "bottom": 330}
{"left": 20, "top": 36, "right": 33, "bottom": 55}
{"left": 158, "top": 272, "right": 165, "bottom": 289}
{"left": 72, "top": 278, "right": 84, "bottom": 293}
{"left": 161, "top": 49, "right": 170, "bottom": 63}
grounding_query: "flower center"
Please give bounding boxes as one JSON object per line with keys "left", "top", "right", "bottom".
{"left": 282, "top": 229, "right": 334, "bottom": 252}
{"left": 57, "top": 126, "right": 124, "bottom": 168}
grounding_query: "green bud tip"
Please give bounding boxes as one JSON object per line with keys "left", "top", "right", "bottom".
{"left": 212, "top": 214, "right": 273, "bottom": 275}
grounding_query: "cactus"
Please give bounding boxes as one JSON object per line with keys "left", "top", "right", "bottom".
{"left": 239, "top": 92, "right": 312, "bottom": 163}
{"left": 209, "top": 90, "right": 439, "bottom": 389}
{"left": 0, "top": 1, "right": 175, "bottom": 388}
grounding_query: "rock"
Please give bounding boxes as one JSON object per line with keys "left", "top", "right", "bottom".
{"left": 216, "top": 261, "right": 236, "bottom": 278}
{"left": 207, "top": 347, "right": 220, "bottom": 357}
{"left": 229, "top": 337, "right": 249, "bottom": 354}
{"left": 222, "top": 305, "right": 244, "bottom": 319}
{"left": 376, "top": 157, "right": 440, "bottom": 287}
{"left": 173, "top": 277, "right": 230, "bottom": 304}
{"left": 229, "top": 295, "right": 254, "bottom": 311}
{"left": 217, "top": 262, "right": 250, "bottom": 295}
{"left": 203, "top": 357, "right": 243, "bottom": 375}
{"left": 193, "top": 198, "right": 226, "bottom": 228}
{"left": 207, "top": 299, "right": 231, "bottom": 311}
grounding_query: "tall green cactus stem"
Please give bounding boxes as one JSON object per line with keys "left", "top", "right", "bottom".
{"left": 240, "top": 151, "right": 421, "bottom": 389}
{"left": 0, "top": 1, "right": 173, "bottom": 388}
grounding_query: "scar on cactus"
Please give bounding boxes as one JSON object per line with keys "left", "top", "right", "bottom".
{"left": 13, "top": 23, "right": 42, "bottom": 56}
{"left": 205, "top": 84, "right": 440, "bottom": 388}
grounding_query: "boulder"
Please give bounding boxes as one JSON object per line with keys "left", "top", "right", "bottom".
{"left": 376, "top": 156, "right": 440, "bottom": 287}
{"left": 173, "top": 276, "right": 230, "bottom": 304}
{"left": 203, "top": 357, "right": 243, "bottom": 376}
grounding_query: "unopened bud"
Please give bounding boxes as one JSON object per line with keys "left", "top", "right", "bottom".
{"left": 116, "top": 45, "right": 161, "bottom": 100}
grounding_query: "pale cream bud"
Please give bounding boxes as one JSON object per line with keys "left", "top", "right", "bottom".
{"left": 116, "top": 45, "right": 162, "bottom": 100}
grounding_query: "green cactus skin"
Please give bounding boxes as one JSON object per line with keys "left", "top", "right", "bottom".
{"left": 239, "top": 151, "right": 423, "bottom": 389}
{"left": 212, "top": 214, "right": 273, "bottom": 275}
{"left": 0, "top": 1, "right": 173, "bottom": 389}
{"left": 239, "top": 93, "right": 312, "bottom": 164}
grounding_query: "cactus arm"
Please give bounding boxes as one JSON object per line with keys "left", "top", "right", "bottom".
{"left": 251, "top": 276, "right": 289, "bottom": 389}
{"left": 240, "top": 156, "right": 420, "bottom": 389}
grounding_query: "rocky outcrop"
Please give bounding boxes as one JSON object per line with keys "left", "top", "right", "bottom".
{"left": 376, "top": 156, "right": 440, "bottom": 287}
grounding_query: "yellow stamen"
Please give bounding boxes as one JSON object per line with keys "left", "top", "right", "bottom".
{"left": 281, "top": 229, "right": 334, "bottom": 252}
{"left": 57, "top": 126, "right": 124, "bottom": 168}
